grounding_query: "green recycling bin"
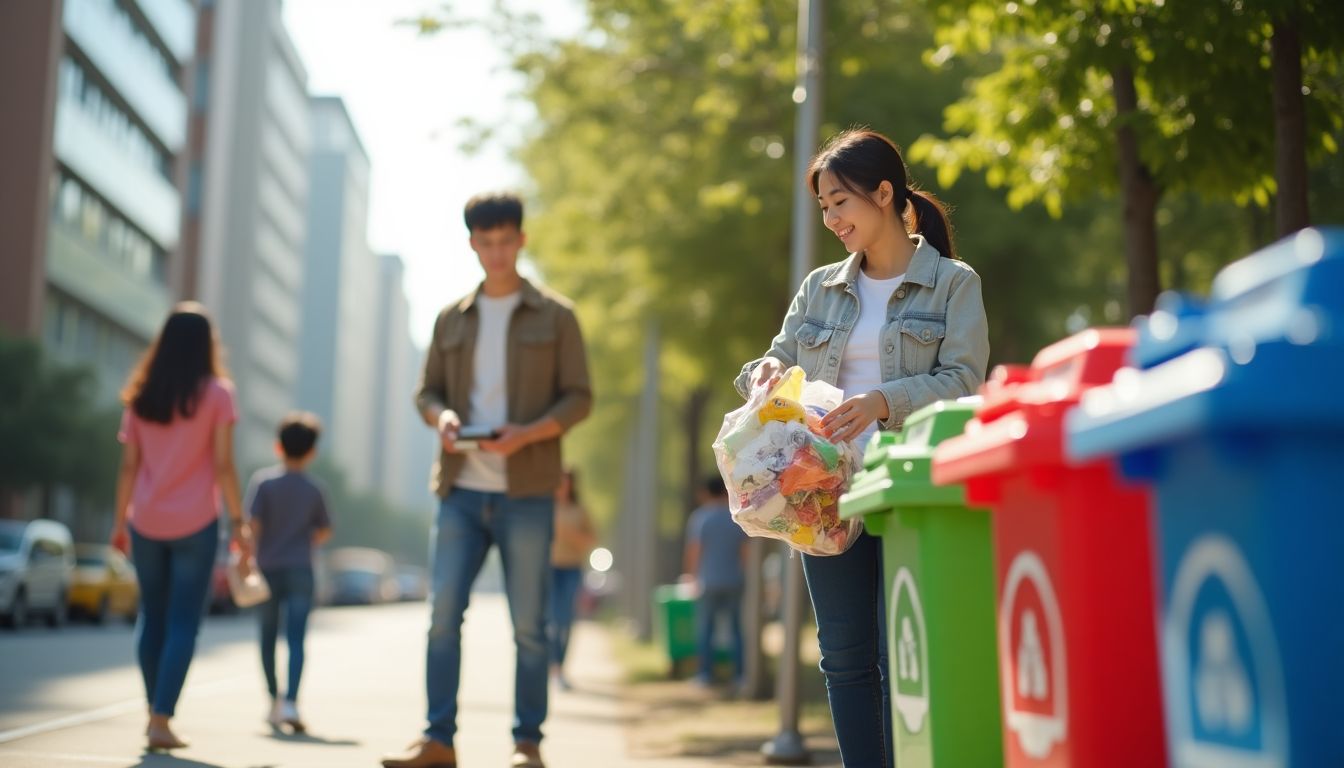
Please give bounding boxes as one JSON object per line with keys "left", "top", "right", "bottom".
{"left": 840, "top": 398, "right": 1003, "bottom": 767}
{"left": 653, "top": 582, "right": 697, "bottom": 677}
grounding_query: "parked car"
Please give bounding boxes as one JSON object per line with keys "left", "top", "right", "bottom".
{"left": 0, "top": 519, "right": 75, "bottom": 628}
{"left": 324, "top": 547, "right": 398, "bottom": 606}
{"left": 393, "top": 564, "right": 430, "bottom": 602}
{"left": 69, "top": 544, "right": 138, "bottom": 624}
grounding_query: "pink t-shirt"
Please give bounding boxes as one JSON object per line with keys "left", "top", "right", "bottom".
{"left": 118, "top": 378, "right": 238, "bottom": 540}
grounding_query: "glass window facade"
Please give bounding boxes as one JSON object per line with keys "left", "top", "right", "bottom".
{"left": 49, "top": 165, "right": 169, "bottom": 287}
{"left": 72, "top": 0, "right": 177, "bottom": 79}
{"left": 58, "top": 55, "right": 171, "bottom": 181}
{"left": 44, "top": 290, "right": 145, "bottom": 391}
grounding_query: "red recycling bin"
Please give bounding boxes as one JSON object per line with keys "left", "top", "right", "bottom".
{"left": 931, "top": 329, "right": 1166, "bottom": 768}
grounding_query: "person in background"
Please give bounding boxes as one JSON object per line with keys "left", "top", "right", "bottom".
{"left": 244, "top": 411, "right": 332, "bottom": 733}
{"left": 112, "top": 302, "right": 251, "bottom": 751}
{"left": 547, "top": 468, "right": 596, "bottom": 690}
{"left": 683, "top": 476, "right": 749, "bottom": 689}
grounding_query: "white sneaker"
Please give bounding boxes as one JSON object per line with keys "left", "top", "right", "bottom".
{"left": 266, "top": 698, "right": 285, "bottom": 728}
{"left": 280, "top": 700, "right": 305, "bottom": 732}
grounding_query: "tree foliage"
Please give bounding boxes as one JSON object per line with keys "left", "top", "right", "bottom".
{"left": 0, "top": 334, "right": 121, "bottom": 504}
{"left": 909, "top": 0, "right": 1343, "bottom": 313}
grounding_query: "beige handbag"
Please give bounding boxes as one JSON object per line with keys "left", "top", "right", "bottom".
{"left": 227, "top": 553, "right": 271, "bottom": 608}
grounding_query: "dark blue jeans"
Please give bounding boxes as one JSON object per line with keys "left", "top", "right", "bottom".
{"left": 695, "top": 586, "right": 745, "bottom": 683}
{"left": 258, "top": 566, "right": 314, "bottom": 701}
{"left": 425, "top": 489, "right": 553, "bottom": 747}
{"left": 802, "top": 530, "right": 893, "bottom": 768}
{"left": 546, "top": 566, "right": 583, "bottom": 668}
{"left": 130, "top": 520, "right": 218, "bottom": 717}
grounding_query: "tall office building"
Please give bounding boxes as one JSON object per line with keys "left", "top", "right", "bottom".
{"left": 0, "top": 0, "right": 195, "bottom": 526}
{"left": 185, "top": 0, "right": 310, "bottom": 470}
{"left": 296, "top": 96, "right": 379, "bottom": 491}
{"left": 373, "top": 254, "right": 426, "bottom": 507}
{"left": 401, "top": 340, "right": 438, "bottom": 512}
{"left": 0, "top": 0, "right": 196, "bottom": 397}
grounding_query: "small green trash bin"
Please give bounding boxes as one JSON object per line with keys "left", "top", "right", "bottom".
{"left": 653, "top": 582, "right": 697, "bottom": 677}
{"left": 840, "top": 398, "right": 1003, "bottom": 767}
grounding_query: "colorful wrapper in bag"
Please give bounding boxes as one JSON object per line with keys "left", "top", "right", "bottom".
{"left": 713, "top": 366, "right": 863, "bottom": 556}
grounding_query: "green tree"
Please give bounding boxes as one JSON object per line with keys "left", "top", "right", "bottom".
{"left": 0, "top": 334, "right": 121, "bottom": 515}
{"left": 911, "top": 0, "right": 1342, "bottom": 316}
{"left": 1255, "top": 0, "right": 1344, "bottom": 234}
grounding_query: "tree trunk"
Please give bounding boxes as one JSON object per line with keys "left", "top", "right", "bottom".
{"left": 1271, "top": 10, "right": 1310, "bottom": 236}
{"left": 1111, "top": 64, "right": 1162, "bottom": 318}
{"left": 682, "top": 386, "right": 711, "bottom": 517}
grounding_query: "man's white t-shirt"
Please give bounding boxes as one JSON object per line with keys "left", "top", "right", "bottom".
{"left": 455, "top": 291, "right": 521, "bottom": 493}
{"left": 837, "top": 270, "right": 904, "bottom": 450}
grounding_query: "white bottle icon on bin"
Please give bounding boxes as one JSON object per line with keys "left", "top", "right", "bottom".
{"left": 1000, "top": 551, "right": 1067, "bottom": 760}
{"left": 1017, "top": 609, "right": 1048, "bottom": 701}
{"left": 1194, "top": 610, "right": 1252, "bottom": 735}
{"left": 1166, "top": 535, "right": 1289, "bottom": 766}
{"left": 898, "top": 616, "right": 921, "bottom": 683}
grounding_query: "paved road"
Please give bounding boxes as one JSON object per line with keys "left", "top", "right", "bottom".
{"left": 0, "top": 595, "right": 698, "bottom": 767}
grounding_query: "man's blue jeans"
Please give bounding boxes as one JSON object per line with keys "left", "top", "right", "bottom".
{"left": 425, "top": 489, "right": 553, "bottom": 747}
{"left": 801, "top": 530, "right": 893, "bottom": 768}
{"left": 259, "top": 566, "right": 314, "bottom": 701}
{"left": 695, "top": 586, "right": 744, "bottom": 683}
{"left": 130, "top": 520, "right": 217, "bottom": 717}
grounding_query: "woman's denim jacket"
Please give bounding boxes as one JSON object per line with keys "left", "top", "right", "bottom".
{"left": 735, "top": 236, "right": 990, "bottom": 431}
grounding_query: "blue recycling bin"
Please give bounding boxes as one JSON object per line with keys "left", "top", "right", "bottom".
{"left": 1066, "top": 228, "right": 1344, "bottom": 768}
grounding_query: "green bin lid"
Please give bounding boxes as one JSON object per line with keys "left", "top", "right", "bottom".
{"left": 841, "top": 397, "right": 982, "bottom": 519}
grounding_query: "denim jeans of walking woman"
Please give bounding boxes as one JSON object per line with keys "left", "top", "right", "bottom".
{"left": 130, "top": 520, "right": 219, "bottom": 717}
{"left": 802, "top": 530, "right": 893, "bottom": 768}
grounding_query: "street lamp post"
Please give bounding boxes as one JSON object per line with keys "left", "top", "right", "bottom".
{"left": 762, "top": 0, "right": 823, "bottom": 764}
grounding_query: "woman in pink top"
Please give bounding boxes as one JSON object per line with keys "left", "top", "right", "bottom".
{"left": 112, "top": 302, "right": 252, "bottom": 751}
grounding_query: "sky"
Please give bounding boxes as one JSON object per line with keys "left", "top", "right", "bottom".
{"left": 282, "top": 0, "right": 585, "bottom": 348}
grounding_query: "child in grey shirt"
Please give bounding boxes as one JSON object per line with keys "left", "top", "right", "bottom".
{"left": 244, "top": 412, "right": 331, "bottom": 732}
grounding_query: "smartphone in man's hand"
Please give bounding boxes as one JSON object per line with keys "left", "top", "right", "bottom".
{"left": 454, "top": 425, "right": 500, "bottom": 451}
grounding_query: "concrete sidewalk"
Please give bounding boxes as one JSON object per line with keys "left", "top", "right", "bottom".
{"left": 0, "top": 594, "right": 815, "bottom": 767}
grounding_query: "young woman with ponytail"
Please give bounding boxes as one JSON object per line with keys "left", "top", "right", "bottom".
{"left": 734, "top": 128, "right": 990, "bottom": 767}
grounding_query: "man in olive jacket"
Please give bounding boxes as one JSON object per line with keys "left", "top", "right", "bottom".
{"left": 384, "top": 193, "right": 591, "bottom": 768}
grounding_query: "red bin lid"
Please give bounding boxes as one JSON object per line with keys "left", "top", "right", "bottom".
{"left": 931, "top": 328, "right": 1135, "bottom": 485}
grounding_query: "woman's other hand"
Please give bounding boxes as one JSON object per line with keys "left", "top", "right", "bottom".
{"left": 751, "top": 356, "right": 787, "bottom": 392}
{"left": 820, "top": 390, "right": 890, "bottom": 443}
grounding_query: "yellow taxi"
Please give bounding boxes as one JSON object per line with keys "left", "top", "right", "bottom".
{"left": 69, "top": 544, "right": 138, "bottom": 623}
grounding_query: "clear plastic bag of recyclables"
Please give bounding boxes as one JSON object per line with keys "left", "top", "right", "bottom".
{"left": 713, "top": 366, "right": 863, "bottom": 556}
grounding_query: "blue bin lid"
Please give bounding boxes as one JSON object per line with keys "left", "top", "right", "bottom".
{"left": 1131, "top": 291, "right": 1207, "bottom": 369}
{"left": 1067, "top": 227, "right": 1344, "bottom": 464}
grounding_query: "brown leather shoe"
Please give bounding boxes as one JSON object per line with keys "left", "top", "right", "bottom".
{"left": 511, "top": 741, "right": 545, "bottom": 768}
{"left": 381, "top": 736, "right": 457, "bottom": 768}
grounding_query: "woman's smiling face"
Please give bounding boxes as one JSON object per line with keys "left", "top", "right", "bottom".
{"left": 814, "top": 169, "right": 896, "bottom": 253}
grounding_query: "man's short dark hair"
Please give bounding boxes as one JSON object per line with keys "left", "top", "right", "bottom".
{"left": 463, "top": 192, "right": 524, "bottom": 232}
{"left": 703, "top": 475, "right": 727, "bottom": 498}
{"left": 278, "top": 412, "right": 322, "bottom": 459}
